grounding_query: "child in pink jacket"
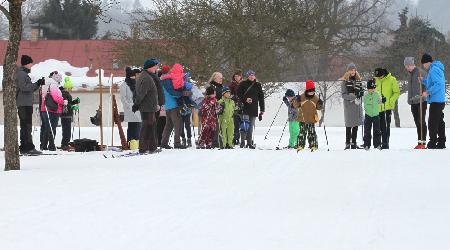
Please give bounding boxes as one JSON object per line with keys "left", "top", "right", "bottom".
{"left": 40, "top": 71, "right": 64, "bottom": 151}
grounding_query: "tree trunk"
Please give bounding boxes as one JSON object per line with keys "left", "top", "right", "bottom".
{"left": 3, "top": 1, "right": 23, "bottom": 171}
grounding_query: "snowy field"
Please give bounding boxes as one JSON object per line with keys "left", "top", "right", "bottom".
{"left": 1, "top": 126, "right": 450, "bottom": 250}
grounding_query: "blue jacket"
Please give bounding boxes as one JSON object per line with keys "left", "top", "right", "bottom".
{"left": 161, "top": 79, "right": 179, "bottom": 110}
{"left": 423, "top": 61, "right": 446, "bottom": 103}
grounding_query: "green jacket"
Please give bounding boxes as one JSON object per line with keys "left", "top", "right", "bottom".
{"left": 218, "top": 97, "right": 235, "bottom": 123}
{"left": 375, "top": 73, "right": 400, "bottom": 111}
{"left": 364, "top": 92, "right": 381, "bottom": 117}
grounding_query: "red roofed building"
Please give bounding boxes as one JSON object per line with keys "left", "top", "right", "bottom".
{"left": 0, "top": 40, "right": 125, "bottom": 77}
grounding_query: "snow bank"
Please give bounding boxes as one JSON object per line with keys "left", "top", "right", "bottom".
{"left": 0, "top": 60, "right": 124, "bottom": 90}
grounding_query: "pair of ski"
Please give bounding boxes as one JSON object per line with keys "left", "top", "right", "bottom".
{"left": 20, "top": 153, "right": 58, "bottom": 157}
{"left": 103, "top": 149, "right": 161, "bottom": 158}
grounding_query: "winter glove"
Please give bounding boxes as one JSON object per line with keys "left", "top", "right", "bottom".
{"left": 354, "top": 98, "right": 361, "bottom": 106}
{"left": 283, "top": 96, "right": 288, "bottom": 103}
{"left": 37, "top": 77, "right": 46, "bottom": 86}
{"left": 356, "top": 90, "right": 365, "bottom": 99}
{"left": 410, "top": 95, "right": 422, "bottom": 103}
{"left": 258, "top": 112, "right": 263, "bottom": 121}
{"left": 73, "top": 97, "right": 80, "bottom": 104}
{"left": 381, "top": 96, "right": 387, "bottom": 103}
{"left": 295, "top": 95, "right": 301, "bottom": 102}
{"left": 132, "top": 104, "right": 139, "bottom": 113}
{"left": 71, "top": 105, "right": 79, "bottom": 111}
{"left": 317, "top": 99, "right": 324, "bottom": 107}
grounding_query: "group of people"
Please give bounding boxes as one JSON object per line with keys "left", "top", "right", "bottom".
{"left": 15, "top": 55, "right": 80, "bottom": 155}
{"left": 15, "top": 52, "right": 446, "bottom": 155}
{"left": 120, "top": 63, "right": 266, "bottom": 153}
{"left": 334, "top": 53, "right": 446, "bottom": 150}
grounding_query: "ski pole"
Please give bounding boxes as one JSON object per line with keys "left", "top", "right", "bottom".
{"left": 275, "top": 119, "right": 289, "bottom": 150}
{"left": 319, "top": 93, "right": 330, "bottom": 151}
{"left": 264, "top": 101, "right": 284, "bottom": 140}
{"left": 78, "top": 109, "right": 81, "bottom": 139}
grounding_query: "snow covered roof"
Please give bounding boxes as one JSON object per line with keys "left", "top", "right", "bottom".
{"left": 0, "top": 40, "right": 124, "bottom": 77}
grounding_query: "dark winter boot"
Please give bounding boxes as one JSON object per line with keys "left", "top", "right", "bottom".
{"left": 187, "top": 138, "right": 192, "bottom": 148}
{"left": 344, "top": 143, "right": 351, "bottom": 150}
{"left": 351, "top": 143, "right": 363, "bottom": 149}
{"left": 182, "top": 138, "right": 187, "bottom": 148}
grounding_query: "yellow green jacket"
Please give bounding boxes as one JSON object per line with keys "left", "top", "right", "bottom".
{"left": 375, "top": 73, "right": 400, "bottom": 111}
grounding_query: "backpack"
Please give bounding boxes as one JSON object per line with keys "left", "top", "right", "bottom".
{"left": 45, "top": 85, "right": 59, "bottom": 110}
{"left": 71, "top": 139, "right": 99, "bottom": 152}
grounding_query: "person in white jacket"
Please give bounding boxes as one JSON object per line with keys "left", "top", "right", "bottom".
{"left": 120, "top": 67, "right": 142, "bottom": 143}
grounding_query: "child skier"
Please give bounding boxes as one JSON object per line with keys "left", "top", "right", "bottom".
{"left": 363, "top": 79, "right": 382, "bottom": 150}
{"left": 283, "top": 89, "right": 299, "bottom": 149}
{"left": 60, "top": 76, "right": 80, "bottom": 150}
{"left": 293, "top": 80, "right": 323, "bottom": 152}
{"left": 218, "top": 87, "right": 236, "bottom": 149}
{"left": 197, "top": 86, "right": 221, "bottom": 149}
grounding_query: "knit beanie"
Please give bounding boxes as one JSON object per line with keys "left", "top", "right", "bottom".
{"left": 374, "top": 68, "right": 388, "bottom": 78}
{"left": 21, "top": 55, "right": 33, "bottom": 66}
{"left": 404, "top": 57, "right": 415, "bottom": 66}
{"left": 222, "top": 86, "right": 231, "bottom": 95}
{"left": 421, "top": 53, "right": 433, "bottom": 64}
{"left": 143, "top": 58, "right": 159, "bottom": 69}
{"left": 205, "top": 86, "right": 215, "bottom": 96}
{"left": 285, "top": 89, "right": 295, "bottom": 97}
{"left": 161, "top": 65, "right": 170, "bottom": 74}
{"left": 305, "top": 80, "right": 315, "bottom": 91}
{"left": 367, "top": 79, "right": 376, "bottom": 89}
{"left": 64, "top": 76, "right": 73, "bottom": 90}
{"left": 125, "top": 66, "right": 134, "bottom": 78}
{"left": 347, "top": 63, "right": 357, "bottom": 71}
{"left": 245, "top": 70, "right": 256, "bottom": 78}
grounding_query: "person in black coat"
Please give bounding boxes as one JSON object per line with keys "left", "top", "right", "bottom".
{"left": 236, "top": 70, "right": 265, "bottom": 148}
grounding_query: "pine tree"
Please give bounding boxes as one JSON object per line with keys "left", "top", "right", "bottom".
{"left": 32, "top": 0, "right": 98, "bottom": 39}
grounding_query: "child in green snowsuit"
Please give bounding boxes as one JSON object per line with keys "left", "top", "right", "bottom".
{"left": 218, "top": 87, "right": 236, "bottom": 149}
{"left": 363, "top": 79, "right": 382, "bottom": 150}
{"left": 283, "top": 89, "right": 299, "bottom": 148}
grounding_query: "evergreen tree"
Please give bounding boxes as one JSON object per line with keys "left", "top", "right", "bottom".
{"left": 380, "top": 7, "right": 450, "bottom": 81}
{"left": 32, "top": 0, "right": 98, "bottom": 39}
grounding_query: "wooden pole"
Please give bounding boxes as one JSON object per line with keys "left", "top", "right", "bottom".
{"left": 99, "top": 68, "right": 104, "bottom": 150}
{"left": 111, "top": 75, "right": 114, "bottom": 147}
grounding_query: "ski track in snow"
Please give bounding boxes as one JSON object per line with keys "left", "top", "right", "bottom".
{"left": 1, "top": 127, "right": 450, "bottom": 250}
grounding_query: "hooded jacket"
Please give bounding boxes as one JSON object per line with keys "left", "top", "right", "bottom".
{"left": 407, "top": 67, "right": 427, "bottom": 105}
{"left": 375, "top": 73, "right": 400, "bottom": 111}
{"left": 423, "top": 61, "right": 446, "bottom": 103}
{"left": 160, "top": 64, "right": 185, "bottom": 90}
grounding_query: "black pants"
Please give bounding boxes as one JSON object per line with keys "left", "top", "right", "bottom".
{"left": 363, "top": 115, "right": 381, "bottom": 148}
{"left": 428, "top": 103, "right": 446, "bottom": 148}
{"left": 127, "top": 122, "right": 141, "bottom": 142}
{"left": 345, "top": 126, "right": 358, "bottom": 144}
{"left": 233, "top": 114, "right": 241, "bottom": 142}
{"left": 157, "top": 116, "right": 166, "bottom": 146}
{"left": 180, "top": 115, "right": 192, "bottom": 139}
{"left": 411, "top": 103, "right": 427, "bottom": 143}
{"left": 139, "top": 112, "right": 157, "bottom": 153}
{"left": 379, "top": 110, "right": 392, "bottom": 148}
{"left": 18, "top": 106, "right": 35, "bottom": 152}
{"left": 61, "top": 117, "right": 72, "bottom": 147}
{"left": 40, "top": 111, "right": 60, "bottom": 150}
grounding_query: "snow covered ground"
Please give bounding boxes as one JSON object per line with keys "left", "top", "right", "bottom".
{"left": 1, "top": 126, "right": 450, "bottom": 250}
